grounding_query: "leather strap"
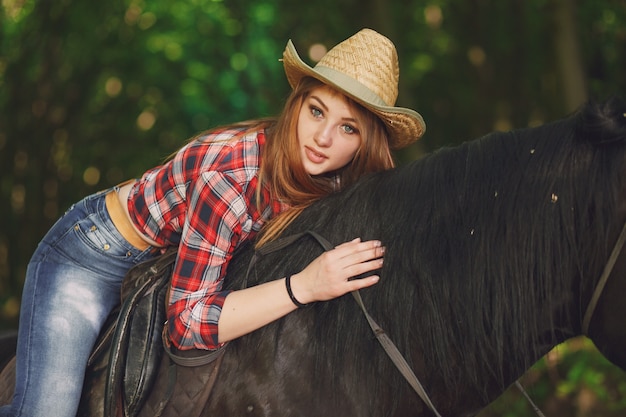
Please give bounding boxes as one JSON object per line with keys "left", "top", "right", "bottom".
{"left": 582, "top": 220, "right": 626, "bottom": 335}
{"left": 162, "top": 326, "right": 227, "bottom": 367}
{"left": 350, "top": 289, "right": 442, "bottom": 416}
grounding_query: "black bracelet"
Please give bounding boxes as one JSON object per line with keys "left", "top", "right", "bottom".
{"left": 285, "top": 274, "right": 308, "bottom": 308}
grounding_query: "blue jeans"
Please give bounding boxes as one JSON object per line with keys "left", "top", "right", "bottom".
{"left": 0, "top": 189, "right": 158, "bottom": 417}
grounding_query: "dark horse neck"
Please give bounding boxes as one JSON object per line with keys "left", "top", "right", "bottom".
{"left": 218, "top": 97, "right": 626, "bottom": 416}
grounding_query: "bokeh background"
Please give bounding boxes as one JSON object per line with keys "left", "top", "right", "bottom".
{"left": 1, "top": 0, "right": 625, "bottom": 415}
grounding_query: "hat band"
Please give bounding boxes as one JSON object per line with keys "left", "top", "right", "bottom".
{"left": 313, "top": 66, "right": 391, "bottom": 108}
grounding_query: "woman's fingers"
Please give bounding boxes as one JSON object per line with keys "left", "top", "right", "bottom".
{"left": 342, "top": 256, "right": 384, "bottom": 278}
{"left": 298, "top": 238, "right": 385, "bottom": 302}
{"left": 328, "top": 239, "right": 384, "bottom": 273}
{"left": 344, "top": 273, "right": 380, "bottom": 292}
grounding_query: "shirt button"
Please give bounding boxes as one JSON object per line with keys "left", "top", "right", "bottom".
{"left": 90, "top": 225, "right": 97, "bottom": 232}
{"left": 103, "top": 243, "right": 110, "bottom": 250}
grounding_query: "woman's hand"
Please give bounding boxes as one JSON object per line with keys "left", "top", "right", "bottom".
{"left": 289, "top": 238, "right": 384, "bottom": 305}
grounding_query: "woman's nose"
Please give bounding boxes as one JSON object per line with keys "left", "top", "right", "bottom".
{"left": 314, "top": 124, "right": 333, "bottom": 147}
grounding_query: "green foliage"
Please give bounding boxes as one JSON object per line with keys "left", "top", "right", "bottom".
{"left": 1, "top": 0, "right": 625, "bottom": 414}
{"left": 480, "top": 338, "right": 626, "bottom": 416}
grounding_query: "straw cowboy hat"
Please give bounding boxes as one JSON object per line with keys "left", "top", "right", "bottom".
{"left": 282, "top": 28, "right": 425, "bottom": 149}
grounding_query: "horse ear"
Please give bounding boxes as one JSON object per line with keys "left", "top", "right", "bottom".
{"left": 576, "top": 95, "right": 626, "bottom": 146}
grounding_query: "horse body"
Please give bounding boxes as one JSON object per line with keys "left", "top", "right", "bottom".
{"left": 194, "top": 97, "right": 626, "bottom": 416}
{"left": 2, "top": 98, "right": 626, "bottom": 416}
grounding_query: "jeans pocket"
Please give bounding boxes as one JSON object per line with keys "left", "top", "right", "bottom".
{"left": 71, "top": 213, "right": 134, "bottom": 261}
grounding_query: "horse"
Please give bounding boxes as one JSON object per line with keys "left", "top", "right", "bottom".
{"left": 1, "top": 96, "right": 626, "bottom": 416}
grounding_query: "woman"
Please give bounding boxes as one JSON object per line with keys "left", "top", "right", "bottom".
{"left": 1, "top": 28, "right": 425, "bottom": 416}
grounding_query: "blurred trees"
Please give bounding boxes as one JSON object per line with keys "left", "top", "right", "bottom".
{"left": 1, "top": 0, "right": 625, "bottom": 415}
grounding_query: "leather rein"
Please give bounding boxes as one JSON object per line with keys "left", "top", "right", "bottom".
{"left": 582, "top": 220, "right": 626, "bottom": 335}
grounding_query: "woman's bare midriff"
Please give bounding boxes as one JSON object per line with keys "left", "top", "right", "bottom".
{"left": 117, "top": 180, "right": 164, "bottom": 248}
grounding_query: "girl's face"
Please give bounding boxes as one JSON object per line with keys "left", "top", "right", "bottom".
{"left": 296, "top": 86, "right": 363, "bottom": 176}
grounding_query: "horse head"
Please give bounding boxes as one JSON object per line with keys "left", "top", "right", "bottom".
{"left": 567, "top": 98, "right": 626, "bottom": 374}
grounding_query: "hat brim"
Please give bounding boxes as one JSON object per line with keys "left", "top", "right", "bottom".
{"left": 282, "top": 40, "right": 425, "bottom": 149}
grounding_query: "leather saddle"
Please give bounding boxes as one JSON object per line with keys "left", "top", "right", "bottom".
{"left": 77, "top": 249, "right": 224, "bottom": 417}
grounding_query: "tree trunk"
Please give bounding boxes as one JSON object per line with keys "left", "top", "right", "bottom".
{"left": 552, "top": 0, "right": 587, "bottom": 111}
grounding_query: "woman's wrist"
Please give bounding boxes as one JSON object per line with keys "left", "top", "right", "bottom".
{"left": 285, "top": 274, "right": 309, "bottom": 308}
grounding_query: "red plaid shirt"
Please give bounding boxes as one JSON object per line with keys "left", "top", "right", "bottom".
{"left": 127, "top": 127, "right": 286, "bottom": 350}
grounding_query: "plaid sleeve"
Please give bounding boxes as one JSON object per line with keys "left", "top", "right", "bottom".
{"left": 166, "top": 170, "right": 250, "bottom": 350}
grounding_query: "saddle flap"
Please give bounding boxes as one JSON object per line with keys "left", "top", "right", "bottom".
{"left": 122, "top": 276, "right": 170, "bottom": 416}
{"left": 104, "top": 249, "right": 177, "bottom": 417}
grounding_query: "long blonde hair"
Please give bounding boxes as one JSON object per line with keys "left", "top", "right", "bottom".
{"left": 256, "top": 77, "right": 395, "bottom": 245}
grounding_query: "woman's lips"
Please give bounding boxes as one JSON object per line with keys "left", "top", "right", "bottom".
{"left": 305, "top": 146, "right": 328, "bottom": 164}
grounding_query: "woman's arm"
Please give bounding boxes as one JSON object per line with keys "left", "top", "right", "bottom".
{"left": 217, "top": 238, "right": 384, "bottom": 343}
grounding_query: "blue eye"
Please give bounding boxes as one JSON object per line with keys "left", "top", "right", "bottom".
{"left": 310, "top": 106, "right": 323, "bottom": 118}
{"left": 342, "top": 124, "right": 358, "bottom": 134}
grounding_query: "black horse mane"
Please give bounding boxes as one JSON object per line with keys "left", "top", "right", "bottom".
{"left": 224, "top": 96, "right": 626, "bottom": 410}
